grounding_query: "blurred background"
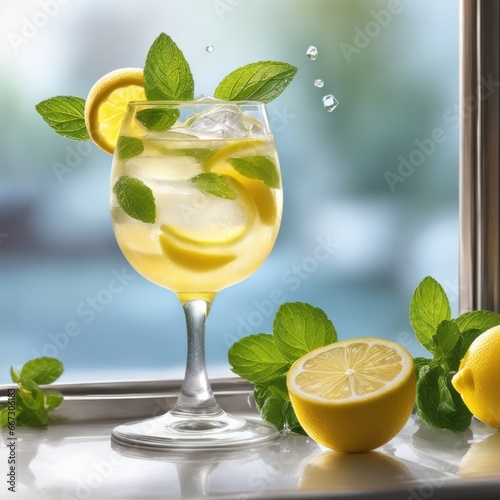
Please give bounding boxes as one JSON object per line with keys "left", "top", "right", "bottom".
{"left": 0, "top": 0, "right": 459, "bottom": 383}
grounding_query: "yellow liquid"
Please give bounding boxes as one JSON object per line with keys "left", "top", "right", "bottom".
{"left": 110, "top": 136, "right": 282, "bottom": 300}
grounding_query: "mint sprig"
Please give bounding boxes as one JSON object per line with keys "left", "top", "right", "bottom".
{"left": 0, "top": 357, "right": 64, "bottom": 428}
{"left": 143, "top": 33, "right": 195, "bottom": 101}
{"left": 228, "top": 302, "right": 337, "bottom": 434}
{"left": 35, "top": 96, "right": 90, "bottom": 141}
{"left": 214, "top": 61, "right": 297, "bottom": 103}
{"left": 410, "top": 276, "right": 500, "bottom": 431}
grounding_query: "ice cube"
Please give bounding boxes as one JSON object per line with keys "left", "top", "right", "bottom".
{"left": 125, "top": 155, "right": 202, "bottom": 181}
{"left": 154, "top": 179, "right": 252, "bottom": 238}
{"left": 186, "top": 104, "right": 249, "bottom": 139}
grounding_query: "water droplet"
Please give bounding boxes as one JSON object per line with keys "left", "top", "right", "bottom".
{"left": 306, "top": 45, "right": 318, "bottom": 60}
{"left": 322, "top": 94, "right": 339, "bottom": 112}
{"left": 206, "top": 44, "right": 214, "bottom": 53}
{"left": 314, "top": 79, "right": 324, "bottom": 88}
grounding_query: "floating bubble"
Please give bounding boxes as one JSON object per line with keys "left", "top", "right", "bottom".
{"left": 314, "top": 79, "right": 324, "bottom": 88}
{"left": 206, "top": 45, "right": 214, "bottom": 53}
{"left": 322, "top": 94, "right": 339, "bottom": 112}
{"left": 306, "top": 46, "right": 318, "bottom": 60}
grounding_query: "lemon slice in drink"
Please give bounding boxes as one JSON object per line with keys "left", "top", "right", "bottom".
{"left": 84, "top": 68, "right": 146, "bottom": 154}
{"left": 161, "top": 223, "right": 247, "bottom": 246}
{"left": 160, "top": 175, "right": 256, "bottom": 246}
{"left": 287, "top": 338, "right": 416, "bottom": 453}
{"left": 205, "top": 139, "right": 278, "bottom": 226}
{"left": 159, "top": 233, "right": 236, "bottom": 271}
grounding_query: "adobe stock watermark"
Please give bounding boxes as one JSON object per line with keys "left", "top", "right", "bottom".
{"left": 7, "top": 0, "right": 74, "bottom": 54}
{"left": 222, "top": 235, "right": 339, "bottom": 347}
{"left": 30, "top": 268, "right": 135, "bottom": 359}
{"left": 385, "top": 74, "right": 500, "bottom": 192}
{"left": 268, "top": 105, "right": 297, "bottom": 133}
{"left": 340, "top": 0, "right": 404, "bottom": 63}
{"left": 0, "top": 233, "right": 8, "bottom": 245}
{"left": 213, "top": 0, "right": 245, "bottom": 21}
{"left": 52, "top": 142, "right": 95, "bottom": 182}
{"left": 55, "top": 450, "right": 126, "bottom": 500}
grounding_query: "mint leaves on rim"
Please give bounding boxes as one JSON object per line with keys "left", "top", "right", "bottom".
{"left": 144, "top": 33, "right": 195, "bottom": 101}
{"left": 410, "top": 276, "right": 500, "bottom": 431}
{"left": 191, "top": 173, "right": 237, "bottom": 200}
{"left": 0, "top": 357, "right": 64, "bottom": 428}
{"left": 113, "top": 175, "right": 156, "bottom": 223}
{"left": 35, "top": 96, "right": 90, "bottom": 141}
{"left": 214, "top": 61, "right": 298, "bottom": 103}
{"left": 36, "top": 33, "right": 298, "bottom": 147}
{"left": 228, "top": 302, "right": 337, "bottom": 434}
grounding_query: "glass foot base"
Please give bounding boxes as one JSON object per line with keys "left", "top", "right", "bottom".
{"left": 111, "top": 410, "right": 279, "bottom": 451}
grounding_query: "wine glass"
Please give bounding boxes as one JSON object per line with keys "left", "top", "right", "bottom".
{"left": 109, "top": 100, "right": 283, "bottom": 450}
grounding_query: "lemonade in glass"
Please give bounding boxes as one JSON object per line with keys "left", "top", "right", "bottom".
{"left": 109, "top": 100, "right": 283, "bottom": 449}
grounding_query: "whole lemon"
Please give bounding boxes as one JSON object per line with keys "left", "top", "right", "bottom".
{"left": 452, "top": 325, "right": 500, "bottom": 429}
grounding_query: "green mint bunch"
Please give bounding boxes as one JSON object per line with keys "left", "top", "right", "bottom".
{"left": 35, "top": 33, "right": 297, "bottom": 140}
{"left": 410, "top": 276, "right": 500, "bottom": 431}
{"left": 0, "top": 357, "right": 64, "bottom": 428}
{"left": 228, "top": 302, "right": 337, "bottom": 434}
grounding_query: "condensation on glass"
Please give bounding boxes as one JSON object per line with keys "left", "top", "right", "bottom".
{"left": 460, "top": 0, "right": 500, "bottom": 313}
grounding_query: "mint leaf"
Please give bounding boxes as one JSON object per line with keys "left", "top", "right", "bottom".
{"left": 455, "top": 310, "right": 500, "bottom": 333}
{"left": 45, "top": 391, "right": 64, "bottom": 411}
{"left": 191, "top": 172, "right": 237, "bottom": 199}
{"left": 273, "top": 302, "right": 337, "bottom": 362}
{"left": 228, "top": 333, "right": 289, "bottom": 384}
{"left": 10, "top": 366, "right": 20, "bottom": 383}
{"left": 20, "top": 357, "right": 63, "bottom": 385}
{"left": 416, "top": 365, "right": 471, "bottom": 432}
{"left": 255, "top": 382, "right": 306, "bottom": 435}
{"left": 16, "top": 408, "right": 48, "bottom": 428}
{"left": 227, "top": 156, "right": 279, "bottom": 188}
{"left": 0, "top": 408, "right": 9, "bottom": 427}
{"left": 410, "top": 276, "right": 451, "bottom": 348}
{"left": 113, "top": 175, "right": 156, "bottom": 223}
{"left": 136, "top": 108, "right": 180, "bottom": 131}
{"left": 429, "top": 320, "right": 460, "bottom": 359}
{"left": 17, "top": 381, "right": 45, "bottom": 411}
{"left": 414, "top": 357, "right": 431, "bottom": 380}
{"left": 35, "top": 96, "right": 90, "bottom": 141}
{"left": 453, "top": 328, "right": 483, "bottom": 362}
{"left": 144, "top": 33, "right": 194, "bottom": 101}
{"left": 214, "top": 61, "right": 297, "bottom": 103}
{"left": 116, "top": 136, "right": 144, "bottom": 160}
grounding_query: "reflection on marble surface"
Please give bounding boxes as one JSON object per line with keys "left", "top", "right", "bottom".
{"left": 1, "top": 416, "right": 500, "bottom": 499}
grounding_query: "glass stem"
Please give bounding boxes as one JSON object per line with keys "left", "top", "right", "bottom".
{"left": 170, "top": 299, "right": 223, "bottom": 418}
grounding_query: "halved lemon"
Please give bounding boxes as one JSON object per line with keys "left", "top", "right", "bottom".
{"left": 84, "top": 68, "right": 146, "bottom": 154}
{"left": 287, "top": 338, "right": 416, "bottom": 453}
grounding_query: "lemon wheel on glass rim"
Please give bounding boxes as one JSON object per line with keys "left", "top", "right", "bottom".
{"left": 84, "top": 67, "right": 146, "bottom": 154}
